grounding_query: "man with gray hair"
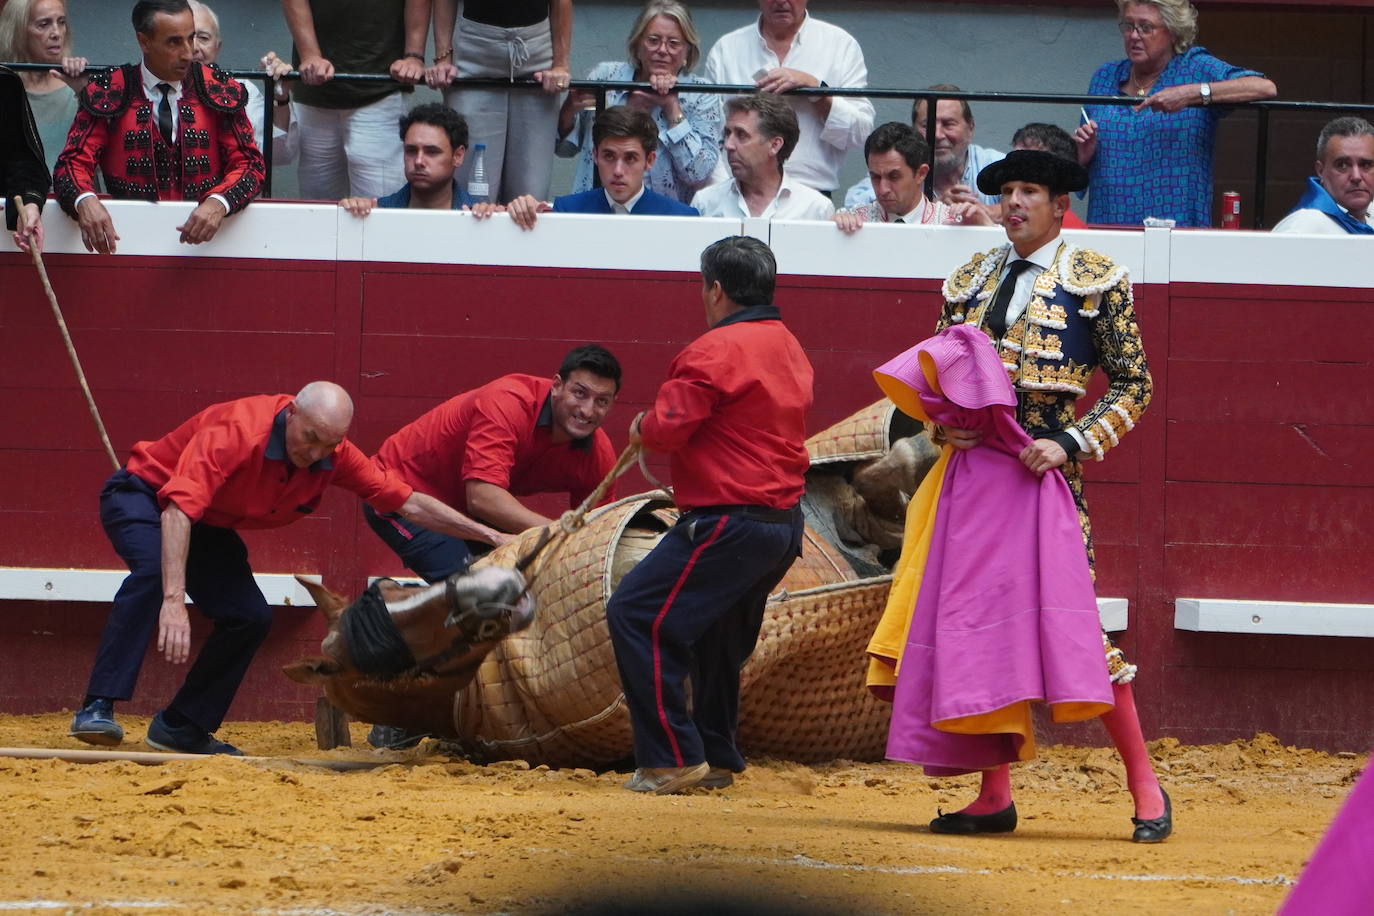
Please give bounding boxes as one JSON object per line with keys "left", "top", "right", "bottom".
{"left": 68, "top": 382, "right": 507, "bottom": 756}
{"left": 1272, "top": 116, "right": 1374, "bottom": 235}
{"left": 691, "top": 93, "right": 833, "bottom": 219}
{"left": 188, "top": 1, "right": 292, "bottom": 155}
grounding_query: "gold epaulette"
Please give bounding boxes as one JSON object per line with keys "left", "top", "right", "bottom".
{"left": 1057, "top": 245, "right": 1129, "bottom": 298}
{"left": 941, "top": 245, "right": 1008, "bottom": 304}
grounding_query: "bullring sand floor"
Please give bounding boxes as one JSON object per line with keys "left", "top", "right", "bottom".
{"left": 0, "top": 714, "right": 1363, "bottom": 915}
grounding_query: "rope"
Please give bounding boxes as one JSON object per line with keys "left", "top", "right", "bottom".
{"left": 12, "top": 197, "right": 119, "bottom": 470}
{"left": 515, "top": 441, "right": 642, "bottom": 577}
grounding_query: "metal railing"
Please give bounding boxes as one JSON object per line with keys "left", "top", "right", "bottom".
{"left": 9, "top": 59, "right": 1374, "bottom": 226}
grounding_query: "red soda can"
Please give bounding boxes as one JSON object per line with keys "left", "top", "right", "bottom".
{"left": 1221, "top": 191, "right": 1241, "bottom": 229}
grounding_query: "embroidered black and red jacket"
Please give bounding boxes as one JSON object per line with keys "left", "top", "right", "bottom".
{"left": 53, "top": 61, "right": 265, "bottom": 216}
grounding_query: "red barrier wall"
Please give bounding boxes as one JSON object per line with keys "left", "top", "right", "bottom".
{"left": 1, "top": 208, "right": 1370, "bottom": 751}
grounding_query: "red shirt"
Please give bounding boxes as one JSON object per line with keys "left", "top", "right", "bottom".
{"left": 373, "top": 375, "right": 617, "bottom": 515}
{"left": 125, "top": 394, "right": 411, "bottom": 530}
{"left": 640, "top": 306, "right": 814, "bottom": 510}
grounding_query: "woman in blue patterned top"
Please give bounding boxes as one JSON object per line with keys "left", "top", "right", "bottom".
{"left": 555, "top": 0, "right": 721, "bottom": 204}
{"left": 1074, "top": 0, "right": 1275, "bottom": 227}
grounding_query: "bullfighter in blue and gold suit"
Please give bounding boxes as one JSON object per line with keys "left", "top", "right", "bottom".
{"left": 907, "top": 149, "right": 1171, "bottom": 843}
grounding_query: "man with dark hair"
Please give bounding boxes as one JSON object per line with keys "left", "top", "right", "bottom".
{"left": 1273, "top": 116, "right": 1374, "bottom": 235}
{"left": 691, "top": 93, "right": 832, "bottom": 220}
{"left": 67, "top": 381, "right": 505, "bottom": 755}
{"left": 368, "top": 344, "right": 623, "bottom": 583}
{"left": 834, "top": 121, "right": 967, "bottom": 232}
{"left": 880, "top": 149, "right": 1167, "bottom": 842}
{"left": 500, "top": 106, "right": 697, "bottom": 228}
{"left": 843, "top": 85, "right": 1003, "bottom": 214}
{"left": 339, "top": 103, "right": 474, "bottom": 217}
{"left": 607, "top": 236, "right": 814, "bottom": 795}
{"left": 52, "top": 0, "right": 265, "bottom": 254}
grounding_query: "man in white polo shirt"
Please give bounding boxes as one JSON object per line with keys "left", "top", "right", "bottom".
{"left": 702, "top": 0, "right": 872, "bottom": 199}
{"left": 691, "top": 93, "right": 833, "bottom": 220}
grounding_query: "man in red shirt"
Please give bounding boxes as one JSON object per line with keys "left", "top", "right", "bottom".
{"left": 608, "top": 236, "right": 814, "bottom": 795}
{"left": 69, "top": 382, "right": 504, "bottom": 755}
{"left": 368, "top": 345, "right": 621, "bottom": 582}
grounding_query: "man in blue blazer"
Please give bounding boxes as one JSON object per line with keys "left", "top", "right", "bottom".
{"left": 501, "top": 106, "right": 698, "bottom": 227}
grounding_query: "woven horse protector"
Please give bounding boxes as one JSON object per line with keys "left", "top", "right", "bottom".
{"left": 449, "top": 401, "right": 917, "bottom": 769}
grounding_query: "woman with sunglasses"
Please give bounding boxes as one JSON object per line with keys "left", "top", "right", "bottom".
{"left": 1074, "top": 0, "right": 1275, "bottom": 227}
{"left": 555, "top": 0, "right": 721, "bottom": 203}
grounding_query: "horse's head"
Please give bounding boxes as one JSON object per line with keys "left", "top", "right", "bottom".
{"left": 284, "top": 567, "right": 535, "bottom": 688}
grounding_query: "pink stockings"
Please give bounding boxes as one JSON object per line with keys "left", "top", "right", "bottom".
{"left": 956, "top": 682, "right": 1164, "bottom": 819}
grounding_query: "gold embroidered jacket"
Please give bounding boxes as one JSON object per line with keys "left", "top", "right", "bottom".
{"left": 936, "top": 240, "right": 1151, "bottom": 461}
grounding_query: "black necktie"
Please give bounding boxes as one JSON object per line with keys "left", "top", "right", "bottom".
{"left": 986, "top": 259, "right": 1033, "bottom": 338}
{"left": 892, "top": 216, "right": 906, "bottom": 224}
{"left": 156, "top": 83, "right": 174, "bottom": 145}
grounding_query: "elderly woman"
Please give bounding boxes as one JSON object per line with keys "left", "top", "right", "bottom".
{"left": 1074, "top": 0, "right": 1276, "bottom": 227}
{"left": 555, "top": 1, "right": 720, "bottom": 204}
{"left": 0, "top": 0, "right": 86, "bottom": 174}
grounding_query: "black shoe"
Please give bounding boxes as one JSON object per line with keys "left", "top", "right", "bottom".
{"left": 145, "top": 710, "right": 243, "bottom": 756}
{"left": 70, "top": 698, "right": 124, "bottom": 747}
{"left": 1131, "top": 789, "right": 1173, "bottom": 843}
{"left": 367, "top": 724, "right": 429, "bottom": 750}
{"left": 929, "top": 802, "right": 1018, "bottom": 835}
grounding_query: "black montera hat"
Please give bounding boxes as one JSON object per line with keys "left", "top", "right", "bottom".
{"left": 976, "top": 148, "right": 1089, "bottom": 196}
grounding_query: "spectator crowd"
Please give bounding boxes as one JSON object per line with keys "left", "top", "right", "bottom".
{"left": 9, "top": 0, "right": 1374, "bottom": 248}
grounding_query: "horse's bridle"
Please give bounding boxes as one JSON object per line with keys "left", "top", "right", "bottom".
{"left": 337, "top": 576, "right": 524, "bottom": 681}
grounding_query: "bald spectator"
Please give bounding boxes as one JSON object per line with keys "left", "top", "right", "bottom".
{"left": 188, "top": 1, "right": 291, "bottom": 156}
{"left": 1272, "top": 117, "right": 1374, "bottom": 235}
{"left": 703, "top": 0, "right": 872, "bottom": 199}
{"left": 691, "top": 93, "right": 832, "bottom": 220}
{"left": 67, "top": 382, "right": 505, "bottom": 756}
{"left": 282, "top": 0, "right": 428, "bottom": 200}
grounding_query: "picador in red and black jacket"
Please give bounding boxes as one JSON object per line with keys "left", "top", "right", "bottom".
{"left": 52, "top": 0, "right": 265, "bottom": 254}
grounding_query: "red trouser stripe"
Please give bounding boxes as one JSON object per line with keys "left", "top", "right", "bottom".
{"left": 387, "top": 516, "right": 414, "bottom": 540}
{"left": 651, "top": 513, "right": 730, "bottom": 767}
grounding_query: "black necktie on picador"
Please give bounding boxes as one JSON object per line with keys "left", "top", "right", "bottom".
{"left": 156, "top": 83, "right": 174, "bottom": 146}
{"left": 986, "top": 258, "right": 1033, "bottom": 338}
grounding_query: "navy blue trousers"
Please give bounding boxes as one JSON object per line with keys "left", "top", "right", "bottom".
{"left": 606, "top": 506, "right": 802, "bottom": 771}
{"left": 362, "top": 503, "right": 489, "bottom": 584}
{"left": 86, "top": 470, "right": 272, "bottom": 732}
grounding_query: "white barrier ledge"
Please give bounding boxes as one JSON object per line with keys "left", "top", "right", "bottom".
{"left": 1175, "top": 598, "right": 1374, "bottom": 637}
{"left": 1098, "top": 597, "right": 1128, "bottom": 633}
{"left": 0, "top": 568, "right": 319, "bottom": 607}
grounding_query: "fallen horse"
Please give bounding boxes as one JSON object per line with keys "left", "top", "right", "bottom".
{"left": 286, "top": 402, "right": 938, "bottom": 769}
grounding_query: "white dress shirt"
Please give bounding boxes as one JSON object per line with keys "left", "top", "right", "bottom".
{"left": 703, "top": 14, "right": 874, "bottom": 193}
{"left": 1271, "top": 206, "right": 1374, "bottom": 235}
{"left": 691, "top": 174, "right": 835, "bottom": 220}
{"left": 605, "top": 185, "right": 646, "bottom": 215}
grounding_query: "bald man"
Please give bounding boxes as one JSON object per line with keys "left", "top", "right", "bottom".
{"left": 69, "top": 383, "right": 505, "bottom": 755}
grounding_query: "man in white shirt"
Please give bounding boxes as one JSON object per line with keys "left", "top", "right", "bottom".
{"left": 1272, "top": 117, "right": 1374, "bottom": 235}
{"left": 691, "top": 93, "right": 833, "bottom": 220}
{"left": 702, "top": 0, "right": 872, "bottom": 197}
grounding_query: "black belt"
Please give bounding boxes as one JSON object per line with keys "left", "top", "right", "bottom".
{"left": 684, "top": 504, "right": 798, "bottom": 524}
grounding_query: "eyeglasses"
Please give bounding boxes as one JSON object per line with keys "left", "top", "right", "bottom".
{"left": 643, "top": 34, "right": 685, "bottom": 52}
{"left": 1118, "top": 20, "right": 1160, "bottom": 37}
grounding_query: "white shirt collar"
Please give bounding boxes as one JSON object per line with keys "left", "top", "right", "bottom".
{"left": 141, "top": 61, "right": 182, "bottom": 96}
{"left": 605, "top": 184, "right": 646, "bottom": 214}
{"left": 888, "top": 198, "right": 929, "bottom": 224}
{"left": 753, "top": 12, "right": 810, "bottom": 53}
{"left": 1011, "top": 236, "right": 1063, "bottom": 273}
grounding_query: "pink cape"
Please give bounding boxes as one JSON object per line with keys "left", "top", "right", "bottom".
{"left": 1278, "top": 751, "right": 1374, "bottom": 915}
{"left": 874, "top": 325, "right": 1114, "bottom": 776}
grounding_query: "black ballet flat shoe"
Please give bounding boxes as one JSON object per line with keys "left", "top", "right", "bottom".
{"left": 1131, "top": 788, "right": 1173, "bottom": 843}
{"left": 929, "top": 802, "right": 1017, "bottom": 835}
